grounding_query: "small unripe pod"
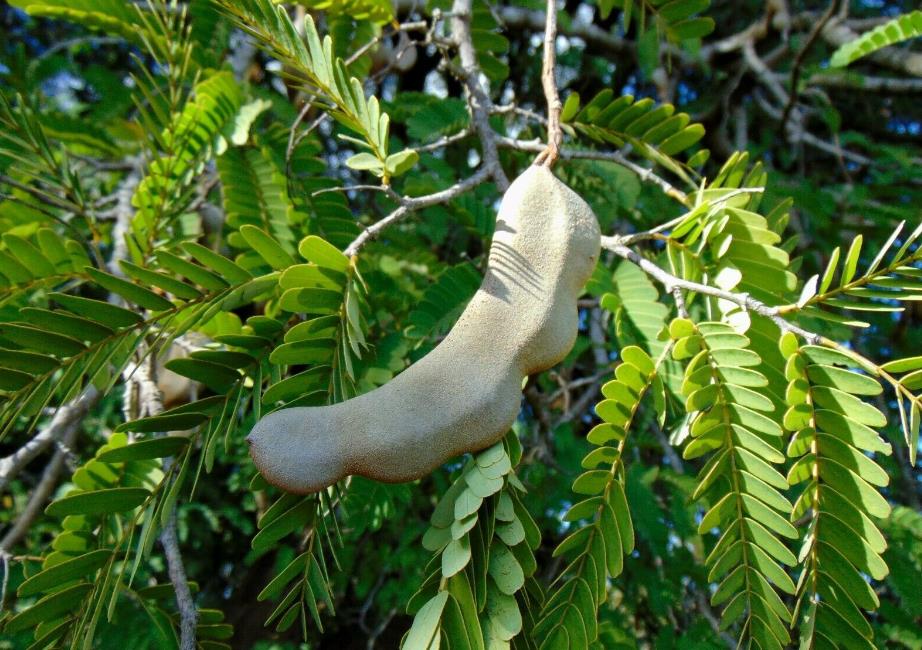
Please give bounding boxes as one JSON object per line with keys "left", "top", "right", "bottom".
{"left": 248, "top": 166, "right": 601, "bottom": 493}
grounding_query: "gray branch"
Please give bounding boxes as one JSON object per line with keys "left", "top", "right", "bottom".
{"left": 497, "top": 136, "right": 689, "bottom": 203}
{"left": 601, "top": 237, "right": 823, "bottom": 344}
{"left": 802, "top": 72, "right": 922, "bottom": 93}
{"left": 0, "top": 399, "right": 86, "bottom": 555}
{"left": 0, "top": 386, "right": 99, "bottom": 493}
{"left": 137, "top": 352, "right": 197, "bottom": 650}
{"left": 450, "top": 0, "right": 509, "bottom": 191}
{"left": 107, "top": 171, "right": 141, "bottom": 278}
{"left": 160, "top": 505, "right": 197, "bottom": 650}
{"left": 124, "top": 349, "right": 197, "bottom": 649}
{"left": 343, "top": 165, "right": 492, "bottom": 256}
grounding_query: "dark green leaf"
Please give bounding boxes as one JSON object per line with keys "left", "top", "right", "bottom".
{"left": 164, "top": 358, "right": 240, "bottom": 393}
{"left": 46, "top": 487, "right": 150, "bottom": 517}
{"left": 17, "top": 550, "right": 111, "bottom": 597}
{"left": 4, "top": 583, "right": 93, "bottom": 633}
{"left": 0, "top": 323, "right": 85, "bottom": 357}
{"left": 86, "top": 267, "right": 173, "bottom": 310}
{"left": 49, "top": 293, "right": 143, "bottom": 328}
{"left": 96, "top": 436, "right": 190, "bottom": 461}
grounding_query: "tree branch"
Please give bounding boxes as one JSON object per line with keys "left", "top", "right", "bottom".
{"left": 553, "top": 307, "right": 609, "bottom": 429}
{"left": 107, "top": 171, "right": 141, "bottom": 278}
{"left": 601, "top": 237, "right": 823, "bottom": 344}
{"left": 0, "top": 386, "right": 99, "bottom": 493}
{"left": 752, "top": 91, "right": 873, "bottom": 166}
{"left": 496, "top": 136, "right": 689, "bottom": 204}
{"left": 343, "top": 165, "right": 493, "bottom": 256}
{"left": 779, "top": 1, "right": 838, "bottom": 130}
{"left": 126, "top": 349, "right": 197, "bottom": 649}
{"left": 449, "top": 0, "right": 509, "bottom": 191}
{"left": 414, "top": 128, "right": 472, "bottom": 153}
{"left": 0, "top": 415, "right": 82, "bottom": 554}
{"left": 160, "top": 505, "right": 197, "bottom": 650}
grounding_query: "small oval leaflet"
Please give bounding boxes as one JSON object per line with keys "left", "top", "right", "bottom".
{"left": 4, "top": 583, "right": 94, "bottom": 633}
{"left": 404, "top": 591, "right": 449, "bottom": 649}
{"left": 442, "top": 536, "right": 472, "bottom": 577}
{"left": 298, "top": 235, "right": 350, "bottom": 272}
{"left": 95, "top": 436, "right": 190, "bottom": 462}
{"left": 45, "top": 487, "right": 151, "bottom": 518}
{"left": 114, "top": 412, "right": 207, "bottom": 434}
{"left": 17, "top": 549, "right": 111, "bottom": 597}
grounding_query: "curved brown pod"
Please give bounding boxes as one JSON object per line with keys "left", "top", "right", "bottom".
{"left": 247, "top": 166, "right": 601, "bottom": 493}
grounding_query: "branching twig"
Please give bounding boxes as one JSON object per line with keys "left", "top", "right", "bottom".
{"left": 601, "top": 237, "right": 823, "bottom": 344}
{"left": 492, "top": 103, "right": 548, "bottom": 125}
{"left": 343, "top": 165, "right": 492, "bottom": 256}
{"left": 0, "top": 400, "right": 86, "bottom": 556}
{"left": 124, "top": 344, "right": 196, "bottom": 648}
{"left": 312, "top": 185, "right": 399, "bottom": 200}
{"left": 742, "top": 41, "right": 874, "bottom": 170}
{"left": 752, "top": 91, "right": 872, "bottom": 166}
{"left": 0, "top": 386, "right": 99, "bottom": 493}
{"left": 695, "top": 591, "right": 737, "bottom": 646}
{"left": 553, "top": 307, "right": 609, "bottom": 428}
{"left": 286, "top": 102, "right": 325, "bottom": 183}
{"left": 497, "top": 136, "right": 689, "bottom": 204}
{"left": 547, "top": 370, "right": 609, "bottom": 405}
{"left": 779, "top": 1, "right": 838, "bottom": 130}
{"left": 415, "top": 128, "right": 472, "bottom": 153}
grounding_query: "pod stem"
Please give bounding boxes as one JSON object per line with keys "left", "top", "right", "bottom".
{"left": 537, "top": 0, "right": 562, "bottom": 168}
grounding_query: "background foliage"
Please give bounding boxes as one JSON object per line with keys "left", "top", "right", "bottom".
{"left": 0, "top": 0, "right": 919, "bottom": 648}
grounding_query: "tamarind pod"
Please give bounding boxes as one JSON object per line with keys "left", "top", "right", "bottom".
{"left": 248, "top": 166, "right": 601, "bottom": 493}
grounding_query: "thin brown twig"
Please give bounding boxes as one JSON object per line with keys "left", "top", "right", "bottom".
{"left": 552, "top": 307, "right": 609, "bottom": 428}
{"left": 415, "top": 128, "right": 472, "bottom": 153}
{"left": 497, "top": 136, "right": 689, "bottom": 204}
{"left": 0, "top": 386, "right": 100, "bottom": 493}
{"left": 535, "top": 0, "right": 562, "bottom": 168}
{"left": 602, "top": 237, "right": 824, "bottom": 344}
{"left": 779, "top": 0, "right": 839, "bottom": 130}
{"left": 343, "top": 165, "right": 493, "bottom": 256}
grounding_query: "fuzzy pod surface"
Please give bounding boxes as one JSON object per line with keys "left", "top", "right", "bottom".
{"left": 248, "top": 166, "right": 601, "bottom": 493}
